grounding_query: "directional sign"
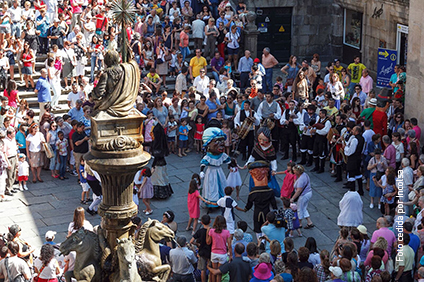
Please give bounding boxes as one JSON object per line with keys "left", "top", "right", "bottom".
{"left": 258, "top": 23, "right": 267, "bottom": 33}
{"left": 376, "top": 48, "right": 397, "bottom": 88}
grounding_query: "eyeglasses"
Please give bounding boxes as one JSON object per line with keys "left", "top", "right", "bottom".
{"left": 329, "top": 68, "right": 334, "bottom": 71}
{"left": 200, "top": 70, "right": 205, "bottom": 73}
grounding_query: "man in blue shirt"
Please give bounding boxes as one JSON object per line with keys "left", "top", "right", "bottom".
{"left": 216, "top": 12, "right": 229, "bottom": 28}
{"left": 261, "top": 211, "right": 286, "bottom": 254}
{"left": 68, "top": 99, "right": 84, "bottom": 122}
{"left": 34, "top": 68, "right": 51, "bottom": 120}
{"left": 403, "top": 221, "right": 420, "bottom": 254}
{"left": 206, "top": 91, "right": 221, "bottom": 121}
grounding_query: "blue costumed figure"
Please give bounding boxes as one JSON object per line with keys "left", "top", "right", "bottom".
{"left": 200, "top": 127, "right": 231, "bottom": 207}
{"left": 244, "top": 126, "right": 280, "bottom": 197}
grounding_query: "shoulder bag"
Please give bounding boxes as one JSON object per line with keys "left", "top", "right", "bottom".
{"left": 33, "top": 263, "right": 46, "bottom": 282}
{"left": 4, "top": 258, "right": 29, "bottom": 282}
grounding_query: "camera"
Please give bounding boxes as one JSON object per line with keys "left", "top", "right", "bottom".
{"left": 274, "top": 208, "right": 287, "bottom": 229}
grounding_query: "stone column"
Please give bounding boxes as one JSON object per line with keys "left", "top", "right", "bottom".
{"left": 244, "top": 11, "right": 260, "bottom": 58}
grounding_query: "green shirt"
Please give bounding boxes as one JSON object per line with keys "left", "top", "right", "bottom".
{"left": 360, "top": 107, "right": 375, "bottom": 129}
{"left": 395, "top": 244, "right": 414, "bottom": 272}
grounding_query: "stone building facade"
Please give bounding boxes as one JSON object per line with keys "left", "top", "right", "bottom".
{"left": 244, "top": 0, "right": 341, "bottom": 61}
{"left": 335, "top": 0, "right": 409, "bottom": 70}
{"left": 405, "top": 0, "right": 424, "bottom": 134}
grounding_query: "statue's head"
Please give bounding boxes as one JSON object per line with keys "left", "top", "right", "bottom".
{"left": 257, "top": 127, "right": 271, "bottom": 147}
{"left": 202, "top": 127, "right": 226, "bottom": 155}
{"left": 248, "top": 161, "right": 270, "bottom": 183}
{"left": 104, "top": 50, "right": 120, "bottom": 67}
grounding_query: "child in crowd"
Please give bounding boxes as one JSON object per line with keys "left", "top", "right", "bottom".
{"left": 375, "top": 168, "right": 397, "bottom": 216}
{"left": 95, "top": 38, "right": 105, "bottom": 69}
{"left": 178, "top": 118, "right": 189, "bottom": 157}
{"left": 206, "top": 215, "right": 231, "bottom": 282}
{"left": 93, "top": 71, "right": 102, "bottom": 88}
{"left": 315, "top": 88, "right": 326, "bottom": 107}
{"left": 217, "top": 186, "right": 245, "bottom": 237}
{"left": 167, "top": 115, "right": 178, "bottom": 154}
{"left": 192, "top": 173, "right": 201, "bottom": 189}
{"left": 282, "top": 198, "right": 302, "bottom": 238}
{"left": 222, "top": 120, "right": 231, "bottom": 156}
{"left": 16, "top": 125, "right": 27, "bottom": 155}
{"left": 186, "top": 179, "right": 210, "bottom": 234}
{"left": 275, "top": 161, "right": 296, "bottom": 200}
{"left": 315, "top": 77, "right": 325, "bottom": 94}
{"left": 274, "top": 76, "right": 284, "bottom": 92}
{"left": 143, "top": 110, "right": 155, "bottom": 152}
{"left": 226, "top": 158, "right": 242, "bottom": 200}
{"left": 138, "top": 167, "right": 154, "bottom": 215}
{"left": 79, "top": 157, "right": 90, "bottom": 204}
{"left": 169, "top": 49, "right": 178, "bottom": 78}
{"left": 190, "top": 214, "right": 212, "bottom": 282}
{"left": 194, "top": 116, "right": 205, "bottom": 154}
{"left": 224, "top": 60, "right": 232, "bottom": 77}
{"left": 17, "top": 154, "right": 29, "bottom": 191}
{"left": 56, "top": 131, "right": 69, "bottom": 180}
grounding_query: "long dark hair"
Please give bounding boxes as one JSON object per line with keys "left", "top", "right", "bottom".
{"left": 212, "top": 215, "right": 227, "bottom": 234}
{"left": 39, "top": 244, "right": 55, "bottom": 265}
{"left": 142, "top": 167, "right": 152, "bottom": 177}
{"left": 188, "top": 179, "right": 197, "bottom": 194}
{"left": 191, "top": 173, "right": 201, "bottom": 187}
{"left": 5, "top": 80, "right": 16, "bottom": 94}
{"left": 305, "top": 237, "right": 318, "bottom": 254}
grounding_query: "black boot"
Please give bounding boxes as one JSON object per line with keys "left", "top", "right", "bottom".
{"left": 292, "top": 149, "right": 297, "bottom": 162}
{"left": 356, "top": 179, "right": 364, "bottom": 196}
{"left": 242, "top": 153, "right": 247, "bottom": 161}
{"left": 312, "top": 158, "right": 320, "bottom": 172}
{"left": 300, "top": 152, "right": 307, "bottom": 165}
{"left": 317, "top": 158, "right": 325, "bottom": 174}
{"left": 335, "top": 165, "right": 343, "bottom": 182}
{"left": 281, "top": 152, "right": 289, "bottom": 160}
{"left": 306, "top": 154, "right": 313, "bottom": 167}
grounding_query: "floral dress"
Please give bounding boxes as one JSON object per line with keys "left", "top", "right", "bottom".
{"left": 380, "top": 175, "right": 396, "bottom": 204}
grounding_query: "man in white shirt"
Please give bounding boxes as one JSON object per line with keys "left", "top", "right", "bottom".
{"left": 337, "top": 189, "right": 363, "bottom": 227}
{"left": 193, "top": 68, "right": 210, "bottom": 97}
{"left": 67, "top": 83, "right": 84, "bottom": 109}
{"left": 191, "top": 14, "right": 205, "bottom": 51}
{"left": 9, "top": 0, "right": 22, "bottom": 38}
{"left": 311, "top": 109, "right": 331, "bottom": 173}
{"left": 280, "top": 100, "right": 301, "bottom": 161}
{"left": 169, "top": 236, "right": 197, "bottom": 280}
{"left": 146, "top": 9, "right": 160, "bottom": 25}
{"left": 4, "top": 128, "right": 18, "bottom": 195}
{"left": 257, "top": 93, "right": 282, "bottom": 150}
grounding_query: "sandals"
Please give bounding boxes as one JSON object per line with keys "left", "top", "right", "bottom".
{"left": 304, "top": 224, "right": 315, "bottom": 229}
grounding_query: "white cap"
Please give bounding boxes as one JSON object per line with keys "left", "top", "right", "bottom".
{"left": 45, "top": 230, "right": 57, "bottom": 240}
{"left": 329, "top": 266, "right": 343, "bottom": 278}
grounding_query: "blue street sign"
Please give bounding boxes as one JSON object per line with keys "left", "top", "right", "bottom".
{"left": 376, "top": 48, "right": 397, "bottom": 88}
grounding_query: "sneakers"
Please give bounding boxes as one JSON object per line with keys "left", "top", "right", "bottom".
{"left": 19, "top": 186, "right": 24, "bottom": 191}
{"left": 23, "top": 185, "right": 28, "bottom": 191}
{"left": 369, "top": 203, "right": 374, "bottom": 209}
{"left": 71, "top": 170, "right": 78, "bottom": 176}
{"left": 378, "top": 204, "right": 381, "bottom": 210}
{"left": 145, "top": 210, "right": 153, "bottom": 215}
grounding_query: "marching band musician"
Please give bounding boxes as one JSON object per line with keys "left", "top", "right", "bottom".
{"left": 234, "top": 100, "right": 260, "bottom": 161}
{"left": 256, "top": 93, "right": 282, "bottom": 150}
{"left": 311, "top": 109, "right": 331, "bottom": 173}
{"left": 330, "top": 114, "right": 347, "bottom": 182}
{"left": 299, "top": 104, "right": 318, "bottom": 167}
{"left": 280, "top": 100, "right": 302, "bottom": 162}
{"left": 342, "top": 125, "right": 365, "bottom": 195}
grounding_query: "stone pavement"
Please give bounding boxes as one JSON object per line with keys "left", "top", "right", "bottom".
{"left": 0, "top": 151, "right": 382, "bottom": 254}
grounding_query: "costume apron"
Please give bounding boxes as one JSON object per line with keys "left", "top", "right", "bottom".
{"left": 201, "top": 153, "right": 231, "bottom": 207}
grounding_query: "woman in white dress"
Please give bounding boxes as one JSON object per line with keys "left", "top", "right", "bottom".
{"left": 327, "top": 73, "right": 344, "bottom": 110}
{"left": 47, "top": 57, "right": 62, "bottom": 110}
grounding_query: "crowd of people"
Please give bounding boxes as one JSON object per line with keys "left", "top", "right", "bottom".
{"left": 0, "top": 0, "right": 420, "bottom": 281}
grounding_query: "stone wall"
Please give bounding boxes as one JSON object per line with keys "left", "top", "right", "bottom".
{"left": 405, "top": 0, "right": 424, "bottom": 139}
{"left": 244, "top": 0, "right": 339, "bottom": 62}
{"left": 335, "top": 0, "right": 409, "bottom": 71}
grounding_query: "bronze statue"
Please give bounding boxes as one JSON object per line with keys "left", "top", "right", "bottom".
{"left": 92, "top": 50, "right": 140, "bottom": 118}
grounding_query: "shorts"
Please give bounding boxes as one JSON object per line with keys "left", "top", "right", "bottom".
{"left": 81, "top": 182, "right": 89, "bottom": 192}
{"left": 179, "top": 140, "right": 187, "bottom": 148}
{"left": 18, "top": 176, "right": 28, "bottom": 182}
{"left": 0, "top": 25, "right": 10, "bottom": 34}
{"left": 69, "top": 150, "right": 75, "bottom": 166}
{"left": 211, "top": 252, "right": 228, "bottom": 264}
{"left": 227, "top": 47, "right": 239, "bottom": 55}
{"left": 197, "top": 256, "right": 208, "bottom": 271}
{"left": 169, "top": 66, "right": 176, "bottom": 73}
{"left": 22, "top": 66, "right": 32, "bottom": 75}
{"left": 73, "top": 152, "right": 84, "bottom": 168}
{"left": 168, "top": 136, "right": 175, "bottom": 142}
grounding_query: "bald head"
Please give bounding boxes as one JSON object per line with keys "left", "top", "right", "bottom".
{"left": 377, "top": 217, "right": 387, "bottom": 227}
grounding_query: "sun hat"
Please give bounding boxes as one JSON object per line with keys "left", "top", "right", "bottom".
{"left": 253, "top": 263, "right": 272, "bottom": 280}
{"left": 369, "top": 98, "right": 377, "bottom": 106}
{"left": 357, "top": 225, "right": 367, "bottom": 235}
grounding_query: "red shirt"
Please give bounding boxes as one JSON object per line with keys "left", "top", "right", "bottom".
{"left": 95, "top": 14, "right": 108, "bottom": 30}
{"left": 69, "top": 129, "right": 75, "bottom": 148}
{"left": 372, "top": 109, "right": 388, "bottom": 137}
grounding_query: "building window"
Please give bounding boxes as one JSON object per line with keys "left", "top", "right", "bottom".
{"left": 343, "top": 9, "right": 362, "bottom": 49}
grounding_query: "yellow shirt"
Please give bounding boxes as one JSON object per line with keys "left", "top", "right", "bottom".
{"left": 147, "top": 73, "right": 160, "bottom": 83}
{"left": 189, "top": 56, "right": 207, "bottom": 78}
{"left": 324, "top": 106, "right": 339, "bottom": 117}
{"left": 347, "top": 63, "right": 366, "bottom": 83}
{"left": 334, "top": 65, "right": 343, "bottom": 80}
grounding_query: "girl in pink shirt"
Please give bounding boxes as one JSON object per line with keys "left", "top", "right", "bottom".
{"left": 207, "top": 215, "right": 231, "bottom": 282}
{"left": 275, "top": 161, "right": 296, "bottom": 199}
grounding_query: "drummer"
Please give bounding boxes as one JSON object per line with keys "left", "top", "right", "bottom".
{"left": 234, "top": 100, "right": 260, "bottom": 161}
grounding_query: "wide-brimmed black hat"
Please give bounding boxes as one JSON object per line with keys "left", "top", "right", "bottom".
{"left": 247, "top": 160, "right": 270, "bottom": 170}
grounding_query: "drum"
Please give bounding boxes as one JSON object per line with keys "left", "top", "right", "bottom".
{"left": 238, "top": 117, "right": 253, "bottom": 139}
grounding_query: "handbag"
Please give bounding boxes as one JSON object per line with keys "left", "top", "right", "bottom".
{"left": 42, "top": 142, "right": 54, "bottom": 159}
{"left": 164, "top": 53, "right": 172, "bottom": 62}
{"left": 155, "top": 58, "right": 164, "bottom": 65}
